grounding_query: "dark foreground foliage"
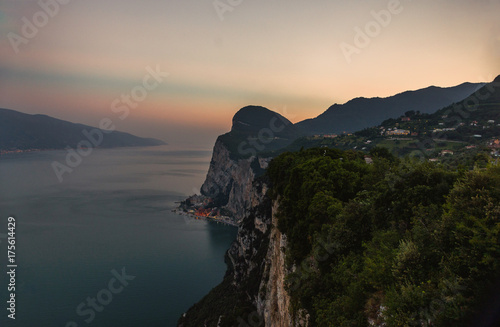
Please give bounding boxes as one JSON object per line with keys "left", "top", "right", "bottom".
{"left": 267, "top": 147, "right": 500, "bottom": 326}
{"left": 177, "top": 274, "right": 262, "bottom": 327}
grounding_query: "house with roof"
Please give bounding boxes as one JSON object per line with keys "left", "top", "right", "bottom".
{"left": 440, "top": 150, "right": 454, "bottom": 156}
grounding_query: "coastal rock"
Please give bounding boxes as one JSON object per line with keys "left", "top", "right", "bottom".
{"left": 227, "top": 180, "right": 271, "bottom": 287}
{"left": 179, "top": 106, "right": 304, "bottom": 326}
{"left": 200, "top": 138, "right": 236, "bottom": 205}
{"left": 201, "top": 136, "right": 267, "bottom": 222}
{"left": 256, "top": 199, "right": 309, "bottom": 327}
{"left": 225, "top": 185, "right": 309, "bottom": 326}
{"left": 194, "top": 141, "right": 307, "bottom": 326}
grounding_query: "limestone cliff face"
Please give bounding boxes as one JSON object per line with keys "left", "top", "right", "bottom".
{"left": 181, "top": 106, "right": 305, "bottom": 326}
{"left": 181, "top": 152, "right": 308, "bottom": 326}
{"left": 226, "top": 180, "right": 271, "bottom": 287}
{"left": 255, "top": 200, "right": 309, "bottom": 327}
{"left": 198, "top": 137, "right": 309, "bottom": 325}
{"left": 200, "top": 105, "right": 300, "bottom": 222}
{"left": 225, "top": 184, "right": 309, "bottom": 327}
{"left": 200, "top": 137, "right": 264, "bottom": 221}
{"left": 200, "top": 137, "right": 235, "bottom": 204}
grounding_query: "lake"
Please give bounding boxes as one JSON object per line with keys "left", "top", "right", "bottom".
{"left": 0, "top": 146, "right": 237, "bottom": 327}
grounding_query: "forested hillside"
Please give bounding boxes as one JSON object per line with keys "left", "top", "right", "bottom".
{"left": 267, "top": 148, "right": 500, "bottom": 326}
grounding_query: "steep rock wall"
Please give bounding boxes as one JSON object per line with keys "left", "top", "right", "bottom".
{"left": 224, "top": 186, "right": 309, "bottom": 327}
{"left": 201, "top": 137, "right": 265, "bottom": 221}
{"left": 256, "top": 200, "right": 309, "bottom": 327}
{"left": 181, "top": 139, "right": 306, "bottom": 326}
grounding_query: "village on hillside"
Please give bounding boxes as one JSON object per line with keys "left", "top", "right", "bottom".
{"left": 304, "top": 109, "right": 500, "bottom": 163}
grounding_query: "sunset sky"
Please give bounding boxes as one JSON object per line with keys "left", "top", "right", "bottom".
{"left": 1, "top": 0, "right": 499, "bottom": 148}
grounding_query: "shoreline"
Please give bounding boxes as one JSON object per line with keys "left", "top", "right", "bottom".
{"left": 172, "top": 208, "right": 239, "bottom": 227}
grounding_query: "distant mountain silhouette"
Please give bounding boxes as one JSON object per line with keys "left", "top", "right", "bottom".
{"left": 431, "top": 75, "right": 500, "bottom": 124}
{"left": 296, "top": 82, "right": 485, "bottom": 135}
{"left": 218, "top": 105, "right": 302, "bottom": 158}
{"left": 0, "top": 108, "right": 165, "bottom": 151}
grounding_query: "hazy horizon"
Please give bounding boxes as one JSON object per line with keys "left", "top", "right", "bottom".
{"left": 1, "top": 0, "right": 499, "bottom": 148}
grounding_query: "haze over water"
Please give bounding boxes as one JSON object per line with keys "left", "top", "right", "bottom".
{"left": 0, "top": 146, "right": 237, "bottom": 327}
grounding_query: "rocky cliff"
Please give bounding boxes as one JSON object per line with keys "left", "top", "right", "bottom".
{"left": 227, "top": 187, "right": 309, "bottom": 327}
{"left": 255, "top": 199, "right": 309, "bottom": 327}
{"left": 179, "top": 107, "right": 305, "bottom": 327}
{"left": 200, "top": 105, "right": 300, "bottom": 221}
{"left": 179, "top": 174, "right": 307, "bottom": 327}
{"left": 200, "top": 137, "right": 265, "bottom": 221}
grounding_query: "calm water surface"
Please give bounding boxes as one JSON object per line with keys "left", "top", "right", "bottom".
{"left": 0, "top": 146, "right": 236, "bottom": 327}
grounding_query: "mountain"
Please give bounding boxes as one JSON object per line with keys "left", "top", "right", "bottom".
{"left": 0, "top": 108, "right": 165, "bottom": 152}
{"left": 296, "top": 82, "right": 485, "bottom": 135}
{"left": 196, "top": 77, "right": 497, "bottom": 220}
{"left": 178, "top": 76, "right": 500, "bottom": 326}
{"left": 231, "top": 106, "right": 298, "bottom": 138}
{"left": 404, "top": 74, "right": 500, "bottom": 142}
{"left": 199, "top": 105, "right": 301, "bottom": 217}
{"left": 216, "top": 105, "right": 302, "bottom": 159}
{"left": 277, "top": 75, "right": 500, "bottom": 160}
{"left": 439, "top": 75, "right": 500, "bottom": 120}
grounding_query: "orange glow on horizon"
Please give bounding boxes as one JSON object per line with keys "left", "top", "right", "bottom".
{"left": 0, "top": 0, "right": 498, "bottom": 146}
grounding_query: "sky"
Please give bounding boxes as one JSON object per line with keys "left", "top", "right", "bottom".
{"left": 0, "top": 0, "right": 499, "bottom": 148}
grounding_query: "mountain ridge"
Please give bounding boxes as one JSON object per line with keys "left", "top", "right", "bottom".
{"left": 216, "top": 105, "right": 303, "bottom": 159}
{"left": 0, "top": 107, "right": 166, "bottom": 152}
{"left": 296, "top": 81, "right": 485, "bottom": 135}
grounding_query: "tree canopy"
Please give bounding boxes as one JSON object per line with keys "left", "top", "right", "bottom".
{"left": 267, "top": 148, "right": 500, "bottom": 326}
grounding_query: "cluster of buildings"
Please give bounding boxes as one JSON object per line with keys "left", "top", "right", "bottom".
{"left": 470, "top": 120, "right": 498, "bottom": 128}
{"left": 385, "top": 128, "right": 411, "bottom": 136}
{"left": 0, "top": 148, "right": 41, "bottom": 155}
{"left": 179, "top": 194, "right": 219, "bottom": 217}
{"left": 178, "top": 194, "right": 234, "bottom": 224}
{"left": 194, "top": 207, "right": 220, "bottom": 218}
{"left": 432, "top": 127, "right": 456, "bottom": 133}
{"left": 312, "top": 134, "right": 338, "bottom": 139}
{"left": 183, "top": 194, "right": 213, "bottom": 208}
{"left": 488, "top": 139, "right": 500, "bottom": 149}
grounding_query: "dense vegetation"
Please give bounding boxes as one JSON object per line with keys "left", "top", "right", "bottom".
{"left": 267, "top": 147, "right": 500, "bottom": 326}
